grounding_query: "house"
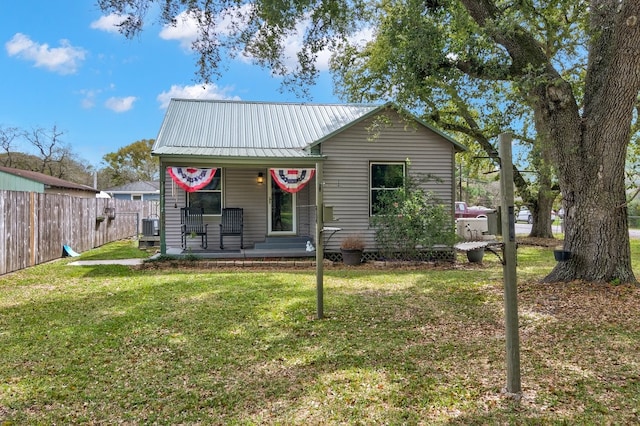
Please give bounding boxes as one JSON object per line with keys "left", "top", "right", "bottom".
{"left": 105, "top": 181, "right": 160, "bottom": 201}
{"left": 0, "top": 166, "right": 99, "bottom": 198}
{"left": 153, "top": 99, "right": 466, "bottom": 258}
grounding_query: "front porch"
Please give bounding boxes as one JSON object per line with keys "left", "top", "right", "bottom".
{"left": 167, "top": 236, "right": 317, "bottom": 259}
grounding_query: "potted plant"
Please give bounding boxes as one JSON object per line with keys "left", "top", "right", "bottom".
{"left": 340, "top": 234, "right": 365, "bottom": 265}
{"left": 466, "top": 247, "right": 485, "bottom": 263}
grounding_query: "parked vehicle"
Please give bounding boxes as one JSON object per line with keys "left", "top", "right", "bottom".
{"left": 455, "top": 201, "right": 495, "bottom": 218}
{"left": 516, "top": 207, "right": 533, "bottom": 224}
{"left": 516, "top": 207, "right": 556, "bottom": 224}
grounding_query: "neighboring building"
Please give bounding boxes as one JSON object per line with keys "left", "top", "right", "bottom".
{"left": 153, "top": 99, "right": 466, "bottom": 255}
{"left": 105, "top": 181, "right": 160, "bottom": 201}
{"left": 0, "top": 166, "right": 99, "bottom": 198}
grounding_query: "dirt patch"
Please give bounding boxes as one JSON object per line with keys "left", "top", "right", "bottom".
{"left": 517, "top": 237, "right": 562, "bottom": 247}
{"left": 134, "top": 257, "right": 473, "bottom": 272}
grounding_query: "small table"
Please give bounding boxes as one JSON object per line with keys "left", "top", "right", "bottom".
{"left": 454, "top": 240, "right": 505, "bottom": 263}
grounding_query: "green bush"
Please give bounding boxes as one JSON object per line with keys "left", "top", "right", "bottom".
{"left": 372, "top": 174, "right": 457, "bottom": 260}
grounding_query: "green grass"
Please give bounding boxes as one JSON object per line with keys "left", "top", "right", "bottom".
{"left": 74, "top": 239, "right": 155, "bottom": 260}
{"left": 1, "top": 240, "right": 640, "bottom": 424}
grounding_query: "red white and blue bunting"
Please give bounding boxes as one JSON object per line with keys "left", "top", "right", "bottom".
{"left": 270, "top": 168, "right": 316, "bottom": 193}
{"left": 168, "top": 167, "right": 217, "bottom": 192}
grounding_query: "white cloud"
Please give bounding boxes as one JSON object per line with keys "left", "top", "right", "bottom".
{"left": 78, "top": 89, "right": 99, "bottom": 109}
{"left": 159, "top": 5, "right": 253, "bottom": 51}
{"left": 90, "top": 13, "right": 128, "bottom": 33}
{"left": 243, "top": 23, "right": 375, "bottom": 73}
{"left": 157, "top": 83, "right": 240, "bottom": 109}
{"left": 156, "top": 7, "right": 374, "bottom": 75}
{"left": 5, "top": 33, "right": 86, "bottom": 75}
{"left": 105, "top": 96, "right": 137, "bottom": 113}
{"left": 158, "top": 10, "right": 202, "bottom": 50}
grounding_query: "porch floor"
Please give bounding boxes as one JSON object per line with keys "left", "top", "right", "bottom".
{"left": 166, "top": 246, "right": 316, "bottom": 259}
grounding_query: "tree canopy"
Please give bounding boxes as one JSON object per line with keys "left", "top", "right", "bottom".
{"left": 102, "top": 139, "right": 158, "bottom": 186}
{"left": 99, "top": 0, "right": 640, "bottom": 283}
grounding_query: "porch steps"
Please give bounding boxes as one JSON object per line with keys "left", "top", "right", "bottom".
{"left": 253, "top": 236, "right": 312, "bottom": 250}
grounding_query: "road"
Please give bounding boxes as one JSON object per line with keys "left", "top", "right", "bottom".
{"left": 515, "top": 223, "right": 640, "bottom": 239}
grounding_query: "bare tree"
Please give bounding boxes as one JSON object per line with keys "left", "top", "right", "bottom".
{"left": 21, "top": 125, "right": 77, "bottom": 179}
{"left": 0, "top": 126, "right": 20, "bottom": 167}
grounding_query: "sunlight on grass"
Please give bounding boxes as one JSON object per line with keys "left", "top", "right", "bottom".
{"left": 1, "top": 240, "right": 640, "bottom": 423}
{"left": 76, "top": 239, "right": 154, "bottom": 260}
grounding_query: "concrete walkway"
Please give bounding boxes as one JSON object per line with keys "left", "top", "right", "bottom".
{"left": 67, "top": 259, "right": 145, "bottom": 266}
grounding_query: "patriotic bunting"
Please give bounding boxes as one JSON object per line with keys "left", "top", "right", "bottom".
{"left": 168, "top": 167, "right": 217, "bottom": 192}
{"left": 270, "top": 168, "right": 315, "bottom": 193}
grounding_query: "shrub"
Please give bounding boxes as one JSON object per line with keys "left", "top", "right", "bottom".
{"left": 340, "top": 234, "right": 365, "bottom": 251}
{"left": 372, "top": 174, "right": 457, "bottom": 260}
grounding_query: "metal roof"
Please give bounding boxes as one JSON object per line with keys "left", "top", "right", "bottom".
{"left": 152, "top": 99, "right": 467, "bottom": 159}
{"left": 153, "top": 99, "right": 382, "bottom": 158}
{"left": 105, "top": 181, "right": 160, "bottom": 193}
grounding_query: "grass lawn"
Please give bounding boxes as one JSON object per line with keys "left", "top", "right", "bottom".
{"left": 1, "top": 239, "right": 640, "bottom": 424}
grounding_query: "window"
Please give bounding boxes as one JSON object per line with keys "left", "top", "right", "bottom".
{"left": 188, "top": 169, "right": 222, "bottom": 215}
{"left": 370, "top": 162, "right": 405, "bottom": 215}
{"left": 132, "top": 194, "right": 142, "bottom": 201}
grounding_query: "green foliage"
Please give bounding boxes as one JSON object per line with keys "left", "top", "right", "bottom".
{"left": 102, "top": 139, "right": 158, "bottom": 186}
{"left": 96, "top": 0, "right": 640, "bottom": 281}
{"left": 329, "top": 0, "right": 557, "bottom": 220}
{"left": 371, "top": 174, "right": 457, "bottom": 260}
{"left": 77, "top": 239, "right": 153, "bottom": 260}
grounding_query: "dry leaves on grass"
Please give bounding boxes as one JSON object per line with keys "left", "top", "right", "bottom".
{"left": 519, "top": 279, "right": 640, "bottom": 323}
{"left": 514, "top": 279, "right": 640, "bottom": 418}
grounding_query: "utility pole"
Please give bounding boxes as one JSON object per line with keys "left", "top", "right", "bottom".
{"left": 499, "top": 133, "right": 521, "bottom": 394}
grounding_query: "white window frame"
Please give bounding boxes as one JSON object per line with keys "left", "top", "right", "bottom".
{"left": 370, "top": 162, "right": 406, "bottom": 216}
{"left": 187, "top": 169, "right": 223, "bottom": 215}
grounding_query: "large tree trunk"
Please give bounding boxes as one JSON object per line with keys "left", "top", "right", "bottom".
{"left": 542, "top": 0, "right": 640, "bottom": 283}
{"left": 463, "top": 0, "right": 640, "bottom": 283}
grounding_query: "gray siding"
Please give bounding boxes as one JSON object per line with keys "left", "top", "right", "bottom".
{"left": 163, "top": 167, "right": 317, "bottom": 251}
{"left": 160, "top": 108, "right": 457, "bottom": 254}
{"left": 164, "top": 171, "right": 188, "bottom": 250}
{"left": 320, "top": 110, "right": 456, "bottom": 252}
{"left": 223, "top": 168, "right": 268, "bottom": 249}
{"left": 295, "top": 182, "right": 316, "bottom": 239}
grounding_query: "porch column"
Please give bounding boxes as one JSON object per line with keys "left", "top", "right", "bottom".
{"left": 159, "top": 160, "right": 166, "bottom": 255}
{"left": 315, "top": 161, "right": 324, "bottom": 319}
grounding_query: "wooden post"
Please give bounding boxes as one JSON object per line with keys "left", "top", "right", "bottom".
{"left": 30, "top": 191, "right": 36, "bottom": 266}
{"left": 159, "top": 161, "right": 166, "bottom": 254}
{"left": 499, "top": 133, "right": 522, "bottom": 394}
{"left": 315, "top": 161, "right": 324, "bottom": 319}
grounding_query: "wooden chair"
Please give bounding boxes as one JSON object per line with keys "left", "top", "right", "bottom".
{"left": 181, "top": 207, "right": 208, "bottom": 249}
{"left": 220, "top": 208, "right": 243, "bottom": 249}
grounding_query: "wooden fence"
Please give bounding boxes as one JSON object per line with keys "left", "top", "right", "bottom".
{"left": 0, "top": 190, "right": 158, "bottom": 275}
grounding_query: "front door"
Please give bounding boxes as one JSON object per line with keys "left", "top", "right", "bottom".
{"left": 268, "top": 175, "right": 296, "bottom": 235}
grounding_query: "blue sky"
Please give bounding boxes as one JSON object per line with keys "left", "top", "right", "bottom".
{"left": 0, "top": 1, "right": 342, "bottom": 167}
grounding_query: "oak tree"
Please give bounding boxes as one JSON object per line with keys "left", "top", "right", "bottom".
{"left": 99, "top": 0, "right": 640, "bottom": 283}
{"left": 102, "top": 139, "right": 158, "bottom": 186}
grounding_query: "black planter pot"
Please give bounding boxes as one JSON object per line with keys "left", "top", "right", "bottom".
{"left": 466, "top": 248, "right": 485, "bottom": 263}
{"left": 554, "top": 249, "right": 571, "bottom": 262}
{"left": 341, "top": 249, "right": 363, "bottom": 265}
